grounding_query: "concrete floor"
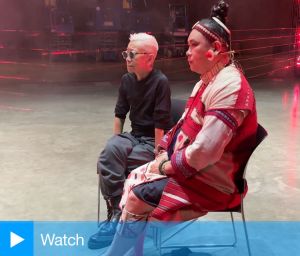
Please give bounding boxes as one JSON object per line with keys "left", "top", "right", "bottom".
{"left": 0, "top": 62, "right": 299, "bottom": 223}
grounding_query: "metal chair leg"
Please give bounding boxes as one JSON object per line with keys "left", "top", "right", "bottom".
{"left": 155, "top": 211, "right": 249, "bottom": 255}
{"left": 230, "top": 212, "right": 238, "bottom": 247}
{"left": 158, "top": 226, "right": 162, "bottom": 256}
{"left": 161, "top": 221, "right": 195, "bottom": 247}
{"left": 241, "top": 204, "right": 252, "bottom": 256}
{"left": 97, "top": 174, "right": 101, "bottom": 227}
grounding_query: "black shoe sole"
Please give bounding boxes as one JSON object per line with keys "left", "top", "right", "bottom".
{"left": 87, "top": 234, "right": 115, "bottom": 250}
{"left": 88, "top": 239, "right": 112, "bottom": 250}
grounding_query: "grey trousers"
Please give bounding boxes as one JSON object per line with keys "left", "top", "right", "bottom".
{"left": 97, "top": 132, "right": 155, "bottom": 199}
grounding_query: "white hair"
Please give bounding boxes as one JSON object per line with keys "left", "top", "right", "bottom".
{"left": 129, "top": 33, "right": 159, "bottom": 55}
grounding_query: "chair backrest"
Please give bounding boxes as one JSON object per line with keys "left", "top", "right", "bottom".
{"left": 228, "top": 123, "right": 267, "bottom": 212}
{"left": 243, "top": 123, "right": 268, "bottom": 176}
{"left": 255, "top": 123, "right": 268, "bottom": 149}
{"left": 237, "top": 123, "right": 268, "bottom": 193}
{"left": 171, "top": 98, "right": 186, "bottom": 125}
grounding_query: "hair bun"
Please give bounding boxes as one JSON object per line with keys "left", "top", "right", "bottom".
{"left": 211, "top": 0, "right": 229, "bottom": 24}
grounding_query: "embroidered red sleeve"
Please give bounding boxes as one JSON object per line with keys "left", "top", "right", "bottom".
{"left": 171, "top": 148, "right": 198, "bottom": 179}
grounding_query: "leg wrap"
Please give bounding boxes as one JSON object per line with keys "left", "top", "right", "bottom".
{"left": 117, "top": 209, "right": 148, "bottom": 239}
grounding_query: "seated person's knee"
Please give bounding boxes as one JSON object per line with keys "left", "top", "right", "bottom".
{"left": 126, "top": 190, "right": 141, "bottom": 211}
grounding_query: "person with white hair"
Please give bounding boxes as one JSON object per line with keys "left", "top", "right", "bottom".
{"left": 88, "top": 32, "right": 172, "bottom": 249}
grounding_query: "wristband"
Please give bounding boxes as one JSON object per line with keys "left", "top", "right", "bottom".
{"left": 158, "top": 160, "right": 168, "bottom": 175}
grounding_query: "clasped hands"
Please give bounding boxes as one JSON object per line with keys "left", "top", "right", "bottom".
{"left": 148, "top": 151, "right": 168, "bottom": 175}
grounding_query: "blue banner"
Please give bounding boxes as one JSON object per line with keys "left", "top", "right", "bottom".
{"left": 0, "top": 221, "right": 299, "bottom": 256}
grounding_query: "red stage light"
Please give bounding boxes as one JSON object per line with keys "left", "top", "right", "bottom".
{"left": 296, "top": 56, "right": 300, "bottom": 66}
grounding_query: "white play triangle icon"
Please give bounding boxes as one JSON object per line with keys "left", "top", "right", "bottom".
{"left": 10, "top": 232, "right": 25, "bottom": 248}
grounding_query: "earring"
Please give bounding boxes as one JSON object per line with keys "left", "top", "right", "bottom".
{"left": 205, "top": 50, "right": 214, "bottom": 59}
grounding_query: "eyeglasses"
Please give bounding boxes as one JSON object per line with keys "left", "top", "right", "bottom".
{"left": 121, "top": 50, "right": 151, "bottom": 60}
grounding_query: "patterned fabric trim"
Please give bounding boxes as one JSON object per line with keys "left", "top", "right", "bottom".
{"left": 192, "top": 22, "right": 221, "bottom": 42}
{"left": 159, "top": 133, "right": 169, "bottom": 150}
{"left": 151, "top": 178, "right": 192, "bottom": 218}
{"left": 212, "top": 17, "right": 231, "bottom": 35}
{"left": 205, "top": 109, "right": 238, "bottom": 130}
{"left": 171, "top": 148, "right": 198, "bottom": 178}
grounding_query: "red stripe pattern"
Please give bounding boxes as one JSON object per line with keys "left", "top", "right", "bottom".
{"left": 205, "top": 109, "right": 238, "bottom": 131}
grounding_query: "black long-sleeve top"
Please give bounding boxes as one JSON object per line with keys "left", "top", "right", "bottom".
{"left": 115, "top": 69, "right": 172, "bottom": 137}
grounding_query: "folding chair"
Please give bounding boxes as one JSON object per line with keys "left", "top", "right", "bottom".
{"left": 154, "top": 123, "right": 268, "bottom": 256}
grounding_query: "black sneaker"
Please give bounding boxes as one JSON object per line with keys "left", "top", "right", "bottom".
{"left": 88, "top": 196, "right": 121, "bottom": 249}
{"left": 87, "top": 219, "right": 119, "bottom": 249}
